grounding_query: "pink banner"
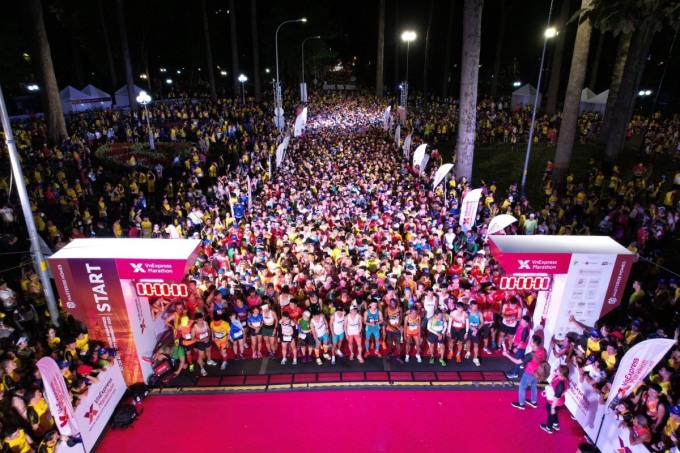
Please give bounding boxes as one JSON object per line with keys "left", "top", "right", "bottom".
{"left": 37, "top": 357, "right": 80, "bottom": 438}
{"left": 600, "top": 253, "right": 635, "bottom": 319}
{"left": 115, "top": 258, "right": 194, "bottom": 280}
{"left": 489, "top": 246, "right": 572, "bottom": 274}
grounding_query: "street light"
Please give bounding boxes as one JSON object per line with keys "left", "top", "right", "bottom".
{"left": 275, "top": 18, "right": 306, "bottom": 131}
{"left": 135, "top": 90, "right": 155, "bottom": 150}
{"left": 401, "top": 31, "right": 416, "bottom": 82}
{"left": 301, "top": 35, "right": 321, "bottom": 102}
{"left": 513, "top": 81, "right": 522, "bottom": 87}
{"left": 638, "top": 90, "right": 652, "bottom": 96}
{"left": 238, "top": 74, "right": 248, "bottom": 104}
{"left": 520, "top": 0, "right": 555, "bottom": 194}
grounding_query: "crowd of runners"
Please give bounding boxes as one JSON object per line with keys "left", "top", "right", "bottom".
{"left": 0, "top": 87, "right": 678, "bottom": 450}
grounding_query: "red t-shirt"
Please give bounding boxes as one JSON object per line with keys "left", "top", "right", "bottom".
{"left": 526, "top": 347, "right": 547, "bottom": 376}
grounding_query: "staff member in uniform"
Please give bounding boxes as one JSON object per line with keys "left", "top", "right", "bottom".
{"left": 540, "top": 365, "right": 569, "bottom": 433}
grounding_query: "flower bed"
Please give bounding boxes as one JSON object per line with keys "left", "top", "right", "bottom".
{"left": 94, "top": 142, "right": 193, "bottom": 169}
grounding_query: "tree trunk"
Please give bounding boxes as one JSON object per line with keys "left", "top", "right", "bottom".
{"left": 69, "top": 5, "right": 84, "bottom": 87}
{"left": 545, "top": 0, "right": 571, "bottom": 115}
{"left": 375, "top": 0, "right": 385, "bottom": 97}
{"left": 441, "top": 0, "right": 456, "bottom": 97}
{"left": 552, "top": 0, "right": 593, "bottom": 187}
{"left": 393, "top": 1, "right": 399, "bottom": 89}
{"left": 598, "top": 32, "right": 631, "bottom": 143}
{"left": 115, "top": 0, "right": 136, "bottom": 111}
{"left": 229, "top": 0, "right": 240, "bottom": 95}
{"left": 251, "top": 0, "right": 262, "bottom": 102}
{"left": 490, "top": 0, "right": 508, "bottom": 97}
{"left": 604, "top": 26, "right": 655, "bottom": 162}
{"left": 455, "top": 0, "right": 484, "bottom": 180}
{"left": 26, "top": 0, "right": 66, "bottom": 145}
{"left": 423, "top": 0, "right": 434, "bottom": 98}
{"left": 201, "top": 0, "right": 218, "bottom": 103}
{"left": 588, "top": 29, "right": 605, "bottom": 90}
{"left": 98, "top": 1, "right": 118, "bottom": 97}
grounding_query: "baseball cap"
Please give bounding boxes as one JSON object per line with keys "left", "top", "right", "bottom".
{"left": 15, "top": 336, "right": 28, "bottom": 346}
{"left": 670, "top": 405, "right": 680, "bottom": 416}
{"left": 590, "top": 328, "right": 601, "bottom": 338}
{"left": 57, "top": 359, "right": 71, "bottom": 369}
{"left": 302, "top": 310, "right": 311, "bottom": 318}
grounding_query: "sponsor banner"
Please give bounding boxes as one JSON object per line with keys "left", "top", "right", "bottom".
{"left": 301, "top": 106, "right": 308, "bottom": 125}
{"left": 460, "top": 188, "right": 483, "bottom": 233}
{"left": 403, "top": 133, "right": 412, "bottom": 159}
{"left": 607, "top": 339, "right": 675, "bottom": 406}
{"left": 596, "top": 412, "right": 653, "bottom": 453}
{"left": 419, "top": 154, "right": 430, "bottom": 176}
{"left": 413, "top": 143, "right": 427, "bottom": 170}
{"left": 490, "top": 250, "right": 572, "bottom": 274}
{"left": 433, "top": 164, "right": 454, "bottom": 191}
{"left": 115, "top": 258, "right": 195, "bottom": 280}
{"left": 247, "top": 175, "right": 252, "bottom": 211}
{"left": 50, "top": 258, "right": 86, "bottom": 323}
{"left": 275, "top": 142, "right": 285, "bottom": 167}
{"left": 75, "top": 361, "right": 126, "bottom": 451}
{"left": 382, "top": 105, "right": 391, "bottom": 130}
{"left": 485, "top": 214, "right": 517, "bottom": 238}
{"left": 394, "top": 124, "right": 401, "bottom": 148}
{"left": 37, "top": 357, "right": 80, "bottom": 438}
{"left": 120, "top": 280, "right": 157, "bottom": 382}
{"left": 563, "top": 364, "right": 608, "bottom": 441}
{"left": 293, "top": 114, "right": 304, "bottom": 137}
{"left": 600, "top": 253, "right": 635, "bottom": 319}
{"left": 53, "top": 258, "right": 143, "bottom": 384}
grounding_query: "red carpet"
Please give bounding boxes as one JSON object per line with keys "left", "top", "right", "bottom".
{"left": 97, "top": 390, "right": 585, "bottom": 453}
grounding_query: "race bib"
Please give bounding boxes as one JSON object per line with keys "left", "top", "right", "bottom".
{"left": 232, "top": 330, "right": 243, "bottom": 339}
{"left": 251, "top": 321, "right": 261, "bottom": 327}
{"left": 299, "top": 332, "right": 307, "bottom": 339}
{"left": 184, "top": 333, "right": 192, "bottom": 340}
{"left": 214, "top": 332, "right": 226, "bottom": 339}
{"left": 390, "top": 318, "right": 399, "bottom": 326}
{"left": 199, "top": 332, "right": 209, "bottom": 339}
{"left": 283, "top": 335, "right": 292, "bottom": 342}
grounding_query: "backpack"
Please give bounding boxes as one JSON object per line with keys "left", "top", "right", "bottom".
{"left": 127, "top": 383, "right": 150, "bottom": 402}
{"left": 111, "top": 404, "right": 138, "bottom": 429}
{"left": 535, "top": 361, "right": 551, "bottom": 382}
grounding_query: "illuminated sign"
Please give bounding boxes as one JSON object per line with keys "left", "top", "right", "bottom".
{"left": 134, "top": 281, "right": 188, "bottom": 298}
{"left": 498, "top": 275, "right": 552, "bottom": 291}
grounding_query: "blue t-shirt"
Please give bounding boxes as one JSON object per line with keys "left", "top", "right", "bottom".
{"left": 247, "top": 313, "right": 264, "bottom": 326}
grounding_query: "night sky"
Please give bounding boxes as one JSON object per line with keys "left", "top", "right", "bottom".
{"left": 0, "top": 0, "right": 677, "bottom": 109}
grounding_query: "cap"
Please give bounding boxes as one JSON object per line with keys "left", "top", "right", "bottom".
{"left": 180, "top": 316, "right": 190, "bottom": 327}
{"left": 350, "top": 304, "right": 358, "bottom": 311}
{"left": 590, "top": 328, "right": 601, "bottom": 338}
{"left": 632, "top": 319, "right": 642, "bottom": 327}
{"left": 76, "top": 364, "right": 93, "bottom": 376}
{"left": 15, "top": 336, "right": 28, "bottom": 346}
{"left": 302, "top": 310, "right": 311, "bottom": 318}
{"left": 670, "top": 405, "right": 680, "bottom": 416}
{"left": 57, "top": 359, "right": 71, "bottom": 369}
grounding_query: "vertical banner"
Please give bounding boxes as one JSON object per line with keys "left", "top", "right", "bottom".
{"left": 301, "top": 106, "right": 308, "bottom": 126}
{"left": 247, "top": 175, "right": 252, "bottom": 211}
{"left": 413, "top": 143, "right": 427, "bottom": 170}
{"left": 394, "top": 124, "right": 401, "bottom": 148}
{"left": 606, "top": 339, "right": 676, "bottom": 406}
{"left": 119, "top": 280, "right": 157, "bottom": 380}
{"left": 300, "top": 83, "right": 307, "bottom": 102}
{"left": 382, "top": 105, "right": 391, "bottom": 130}
{"left": 276, "top": 142, "right": 285, "bottom": 167}
{"left": 419, "top": 154, "right": 430, "bottom": 176}
{"left": 563, "top": 370, "right": 608, "bottom": 441}
{"left": 293, "top": 114, "right": 304, "bottom": 137}
{"left": 37, "top": 357, "right": 80, "bottom": 438}
{"left": 73, "top": 361, "right": 126, "bottom": 451}
{"left": 485, "top": 214, "right": 517, "bottom": 238}
{"left": 433, "top": 164, "right": 454, "bottom": 191}
{"left": 50, "top": 258, "right": 143, "bottom": 384}
{"left": 460, "top": 188, "right": 483, "bottom": 232}
{"left": 403, "top": 133, "right": 412, "bottom": 159}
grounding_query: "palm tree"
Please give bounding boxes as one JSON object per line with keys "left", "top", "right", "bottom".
{"left": 97, "top": 1, "right": 118, "bottom": 96}
{"left": 423, "top": 0, "right": 434, "bottom": 97}
{"left": 201, "top": 0, "right": 218, "bottom": 103}
{"left": 441, "top": 0, "right": 456, "bottom": 97}
{"left": 251, "top": 0, "right": 262, "bottom": 102}
{"left": 455, "top": 0, "right": 484, "bottom": 180}
{"left": 26, "top": 0, "right": 66, "bottom": 144}
{"left": 597, "top": 32, "right": 631, "bottom": 143}
{"left": 375, "top": 0, "right": 385, "bottom": 97}
{"left": 545, "top": 0, "right": 572, "bottom": 115}
{"left": 115, "top": 0, "right": 136, "bottom": 111}
{"left": 229, "top": 0, "right": 240, "bottom": 96}
{"left": 552, "top": 0, "right": 594, "bottom": 186}
{"left": 490, "top": 0, "right": 510, "bottom": 97}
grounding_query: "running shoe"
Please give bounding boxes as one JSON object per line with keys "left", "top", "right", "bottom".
{"left": 464, "top": 352, "right": 471, "bottom": 360}
{"left": 316, "top": 357, "right": 322, "bottom": 365}
{"left": 189, "top": 364, "right": 195, "bottom": 372}
{"left": 220, "top": 361, "right": 228, "bottom": 370}
{"left": 463, "top": 343, "right": 469, "bottom": 351}
{"left": 526, "top": 401, "right": 538, "bottom": 408}
{"left": 492, "top": 341, "right": 497, "bottom": 349}
{"left": 239, "top": 354, "right": 246, "bottom": 360}
{"left": 483, "top": 347, "right": 492, "bottom": 354}
{"left": 439, "top": 359, "right": 446, "bottom": 367}
{"left": 200, "top": 367, "right": 207, "bottom": 376}
{"left": 323, "top": 353, "right": 332, "bottom": 360}
{"left": 473, "top": 357, "right": 480, "bottom": 366}
{"left": 456, "top": 354, "right": 461, "bottom": 363}
{"left": 331, "top": 357, "right": 336, "bottom": 365}
{"left": 447, "top": 351, "right": 454, "bottom": 360}
{"left": 206, "top": 359, "right": 217, "bottom": 366}
{"left": 381, "top": 341, "right": 387, "bottom": 349}
{"left": 552, "top": 424, "right": 560, "bottom": 431}
{"left": 357, "top": 356, "right": 365, "bottom": 364}
{"left": 375, "top": 350, "right": 382, "bottom": 358}
{"left": 429, "top": 357, "right": 435, "bottom": 365}
{"left": 416, "top": 354, "right": 422, "bottom": 363}
{"left": 349, "top": 355, "right": 355, "bottom": 361}
{"left": 292, "top": 358, "right": 297, "bottom": 365}
{"left": 539, "top": 424, "right": 553, "bottom": 434}
{"left": 404, "top": 355, "right": 410, "bottom": 363}
{"left": 511, "top": 402, "right": 525, "bottom": 410}
{"left": 506, "top": 373, "right": 518, "bottom": 379}
{"left": 281, "top": 358, "right": 287, "bottom": 365}
{"left": 336, "top": 350, "right": 344, "bottom": 358}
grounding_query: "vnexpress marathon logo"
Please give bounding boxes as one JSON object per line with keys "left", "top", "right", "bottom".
{"left": 129, "top": 262, "right": 174, "bottom": 275}
{"left": 517, "top": 259, "right": 559, "bottom": 271}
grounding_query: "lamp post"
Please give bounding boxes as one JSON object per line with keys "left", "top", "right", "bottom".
{"left": 275, "top": 18, "right": 307, "bottom": 131}
{"left": 135, "top": 90, "right": 155, "bottom": 150}
{"left": 301, "top": 35, "right": 321, "bottom": 102}
{"left": 520, "top": 0, "right": 555, "bottom": 194}
{"left": 400, "top": 30, "right": 416, "bottom": 120}
{"left": 238, "top": 74, "right": 248, "bottom": 104}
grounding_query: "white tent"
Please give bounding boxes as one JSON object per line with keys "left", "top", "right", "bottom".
{"left": 114, "top": 84, "right": 145, "bottom": 108}
{"left": 511, "top": 84, "right": 540, "bottom": 109}
{"left": 81, "top": 84, "right": 112, "bottom": 109}
{"left": 59, "top": 86, "right": 93, "bottom": 114}
{"left": 579, "top": 88, "right": 608, "bottom": 114}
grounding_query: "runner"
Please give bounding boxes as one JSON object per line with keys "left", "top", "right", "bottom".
{"left": 260, "top": 304, "right": 279, "bottom": 359}
{"left": 278, "top": 311, "right": 298, "bottom": 365}
{"left": 210, "top": 313, "right": 230, "bottom": 370}
{"left": 498, "top": 297, "right": 521, "bottom": 352}
{"left": 329, "top": 307, "right": 346, "bottom": 365}
{"left": 247, "top": 306, "right": 264, "bottom": 359}
{"left": 384, "top": 298, "right": 403, "bottom": 364}
{"left": 310, "top": 309, "right": 331, "bottom": 365}
{"left": 447, "top": 301, "right": 469, "bottom": 363}
{"left": 344, "top": 304, "right": 365, "bottom": 363}
{"left": 467, "top": 300, "right": 483, "bottom": 366}
{"left": 364, "top": 300, "right": 383, "bottom": 358}
{"left": 191, "top": 313, "right": 215, "bottom": 376}
{"left": 403, "top": 305, "right": 422, "bottom": 363}
{"left": 228, "top": 312, "right": 246, "bottom": 360}
{"left": 297, "top": 311, "right": 315, "bottom": 363}
{"left": 427, "top": 309, "right": 447, "bottom": 366}
{"left": 481, "top": 299, "right": 498, "bottom": 354}
{"left": 177, "top": 315, "right": 196, "bottom": 372}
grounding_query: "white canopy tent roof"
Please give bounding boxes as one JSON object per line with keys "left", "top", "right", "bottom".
{"left": 579, "top": 88, "right": 608, "bottom": 114}
{"left": 511, "top": 84, "right": 541, "bottom": 108}
{"left": 59, "top": 86, "right": 93, "bottom": 114}
{"left": 114, "top": 84, "right": 145, "bottom": 108}
{"left": 81, "top": 84, "right": 112, "bottom": 109}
